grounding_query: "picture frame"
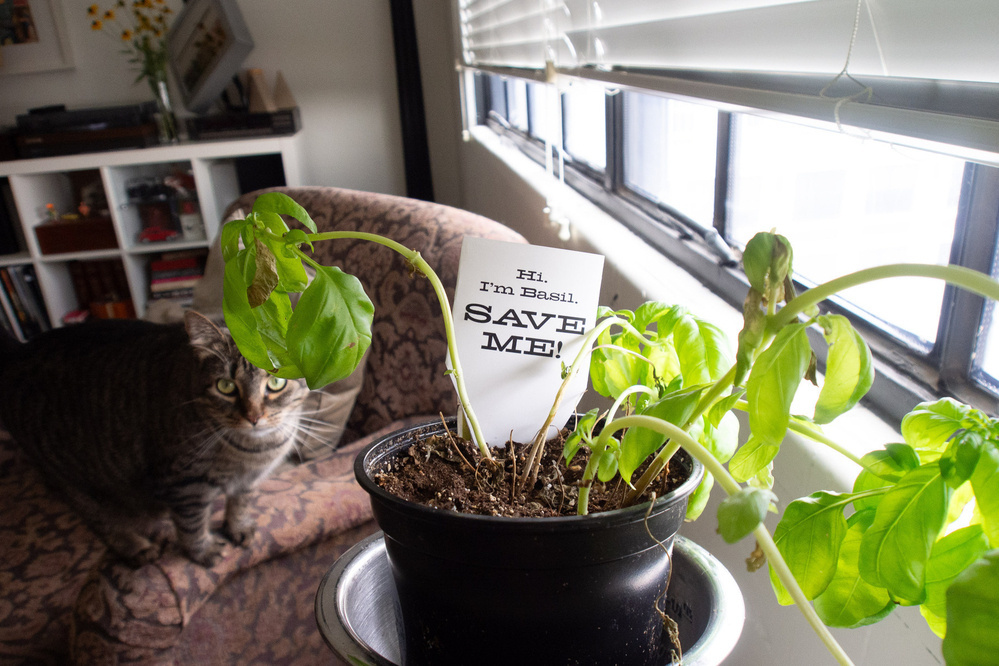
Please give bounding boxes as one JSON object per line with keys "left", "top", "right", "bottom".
{"left": 0, "top": 0, "right": 74, "bottom": 76}
{"left": 167, "top": 0, "right": 254, "bottom": 113}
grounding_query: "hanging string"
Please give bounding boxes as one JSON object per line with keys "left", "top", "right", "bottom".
{"left": 819, "top": 0, "right": 878, "bottom": 132}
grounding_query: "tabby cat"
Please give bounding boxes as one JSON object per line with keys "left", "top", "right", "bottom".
{"left": 0, "top": 311, "right": 311, "bottom": 566}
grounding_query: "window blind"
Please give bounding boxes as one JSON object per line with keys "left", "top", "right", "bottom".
{"left": 461, "top": 0, "right": 998, "bottom": 83}
{"left": 458, "top": 0, "right": 999, "bottom": 157}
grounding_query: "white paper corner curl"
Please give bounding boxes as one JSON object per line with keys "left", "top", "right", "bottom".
{"left": 449, "top": 237, "right": 605, "bottom": 449}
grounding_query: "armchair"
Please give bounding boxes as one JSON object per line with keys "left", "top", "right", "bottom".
{"left": 0, "top": 186, "right": 525, "bottom": 664}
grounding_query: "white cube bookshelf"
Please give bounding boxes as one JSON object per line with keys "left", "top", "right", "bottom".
{"left": 0, "top": 134, "right": 303, "bottom": 328}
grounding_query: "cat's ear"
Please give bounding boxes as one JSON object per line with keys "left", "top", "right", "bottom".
{"left": 184, "top": 311, "right": 226, "bottom": 359}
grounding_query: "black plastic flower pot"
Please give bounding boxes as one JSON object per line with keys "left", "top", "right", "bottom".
{"left": 354, "top": 417, "right": 705, "bottom": 666}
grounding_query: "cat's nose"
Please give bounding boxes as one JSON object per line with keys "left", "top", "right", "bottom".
{"left": 245, "top": 404, "right": 264, "bottom": 425}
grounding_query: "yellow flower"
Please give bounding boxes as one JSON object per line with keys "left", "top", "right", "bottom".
{"left": 91, "top": 19, "right": 103, "bottom": 30}
{"left": 87, "top": 4, "right": 99, "bottom": 16}
{"left": 103, "top": 9, "right": 115, "bottom": 19}
{"left": 121, "top": 29, "right": 133, "bottom": 41}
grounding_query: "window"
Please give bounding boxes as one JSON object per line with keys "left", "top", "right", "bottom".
{"left": 562, "top": 82, "right": 606, "bottom": 172}
{"left": 473, "top": 68, "right": 999, "bottom": 420}
{"left": 622, "top": 93, "right": 719, "bottom": 228}
{"left": 726, "top": 115, "right": 966, "bottom": 347}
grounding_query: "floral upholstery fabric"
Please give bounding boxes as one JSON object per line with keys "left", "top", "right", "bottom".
{"left": 0, "top": 187, "right": 526, "bottom": 664}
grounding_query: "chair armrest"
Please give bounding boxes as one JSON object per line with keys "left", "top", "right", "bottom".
{"left": 70, "top": 420, "right": 428, "bottom": 664}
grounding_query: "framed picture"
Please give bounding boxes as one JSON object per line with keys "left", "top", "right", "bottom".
{"left": 167, "top": 0, "right": 253, "bottom": 113}
{"left": 0, "top": 0, "right": 74, "bottom": 75}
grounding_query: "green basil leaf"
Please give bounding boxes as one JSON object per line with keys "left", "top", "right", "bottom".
{"left": 618, "top": 388, "right": 702, "bottom": 484}
{"left": 220, "top": 218, "right": 250, "bottom": 262}
{"left": 284, "top": 228, "right": 314, "bottom": 252}
{"left": 254, "top": 289, "right": 296, "bottom": 371}
{"left": 940, "top": 430, "right": 984, "bottom": 488}
{"left": 919, "top": 524, "right": 989, "bottom": 638}
{"left": 596, "top": 440, "right": 620, "bottom": 483}
{"left": 286, "top": 265, "right": 374, "bottom": 389}
{"left": 814, "top": 314, "right": 874, "bottom": 424}
{"left": 769, "top": 491, "right": 850, "bottom": 603}
{"left": 691, "top": 410, "right": 739, "bottom": 464}
{"left": 222, "top": 252, "right": 273, "bottom": 371}
{"left": 685, "top": 471, "right": 714, "bottom": 521}
{"left": 251, "top": 191, "right": 318, "bottom": 233}
{"left": 632, "top": 301, "right": 679, "bottom": 333}
{"left": 942, "top": 550, "right": 999, "bottom": 666}
{"left": 717, "top": 487, "right": 776, "bottom": 544}
{"left": 814, "top": 515, "right": 894, "bottom": 628}
{"left": 255, "top": 210, "right": 290, "bottom": 236}
{"left": 970, "top": 445, "right": 999, "bottom": 546}
{"left": 728, "top": 435, "right": 780, "bottom": 483}
{"left": 564, "top": 408, "right": 600, "bottom": 462}
{"left": 901, "top": 398, "right": 973, "bottom": 454}
{"left": 673, "top": 314, "right": 733, "bottom": 386}
{"left": 589, "top": 326, "right": 644, "bottom": 399}
{"left": 745, "top": 322, "right": 811, "bottom": 449}
{"left": 852, "top": 444, "right": 920, "bottom": 512}
{"left": 859, "top": 464, "right": 952, "bottom": 604}
{"left": 706, "top": 388, "right": 744, "bottom": 429}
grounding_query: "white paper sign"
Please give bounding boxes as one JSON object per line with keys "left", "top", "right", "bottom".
{"left": 450, "top": 237, "right": 605, "bottom": 448}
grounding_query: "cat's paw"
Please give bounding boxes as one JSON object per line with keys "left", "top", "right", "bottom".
{"left": 222, "top": 521, "right": 256, "bottom": 547}
{"left": 109, "top": 532, "right": 163, "bottom": 568}
{"left": 188, "top": 534, "right": 228, "bottom": 567}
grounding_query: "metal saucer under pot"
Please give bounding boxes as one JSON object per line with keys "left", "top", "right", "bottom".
{"left": 316, "top": 532, "right": 744, "bottom": 666}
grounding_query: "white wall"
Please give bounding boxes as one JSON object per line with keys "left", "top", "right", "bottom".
{"left": 1, "top": 0, "right": 406, "bottom": 195}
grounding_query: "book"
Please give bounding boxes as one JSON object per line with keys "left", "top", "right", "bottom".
{"left": 0, "top": 267, "right": 40, "bottom": 338}
{"left": 150, "top": 275, "right": 202, "bottom": 293}
{"left": 9, "top": 265, "right": 51, "bottom": 332}
{"left": 69, "top": 259, "right": 135, "bottom": 320}
{"left": 149, "top": 256, "right": 201, "bottom": 273}
{"left": 0, "top": 279, "right": 25, "bottom": 341}
{"left": 0, "top": 179, "right": 21, "bottom": 255}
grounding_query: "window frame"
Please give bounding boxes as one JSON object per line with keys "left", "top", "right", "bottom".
{"left": 472, "top": 69, "right": 999, "bottom": 421}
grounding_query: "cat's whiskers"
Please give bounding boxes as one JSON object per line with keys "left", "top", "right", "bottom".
{"left": 174, "top": 425, "right": 226, "bottom": 471}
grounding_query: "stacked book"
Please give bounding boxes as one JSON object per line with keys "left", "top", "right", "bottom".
{"left": 0, "top": 265, "right": 51, "bottom": 341}
{"left": 149, "top": 250, "right": 208, "bottom": 307}
{"left": 66, "top": 259, "right": 135, "bottom": 322}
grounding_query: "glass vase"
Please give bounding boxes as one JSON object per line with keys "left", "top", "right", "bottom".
{"left": 148, "top": 73, "right": 179, "bottom": 144}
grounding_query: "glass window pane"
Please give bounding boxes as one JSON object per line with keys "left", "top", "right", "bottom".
{"left": 623, "top": 92, "right": 718, "bottom": 227}
{"left": 488, "top": 75, "right": 507, "bottom": 120}
{"left": 527, "top": 82, "right": 552, "bottom": 143}
{"left": 727, "top": 115, "right": 965, "bottom": 346}
{"left": 508, "top": 79, "right": 528, "bottom": 132}
{"left": 562, "top": 82, "right": 606, "bottom": 171}
{"left": 973, "top": 242, "right": 999, "bottom": 385}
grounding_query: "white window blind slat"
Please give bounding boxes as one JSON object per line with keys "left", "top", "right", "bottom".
{"left": 462, "top": 0, "right": 999, "bottom": 84}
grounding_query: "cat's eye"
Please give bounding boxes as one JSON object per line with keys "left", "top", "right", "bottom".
{"left": 266, "top": 377, "right": 288, "bottom": 392}
{"left": 216, "top": 378, "right": 237, "bottom": 395}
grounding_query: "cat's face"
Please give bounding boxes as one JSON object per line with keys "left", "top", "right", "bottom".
{"left": 185, "top": 312, "right": 310, "bottom": 450}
